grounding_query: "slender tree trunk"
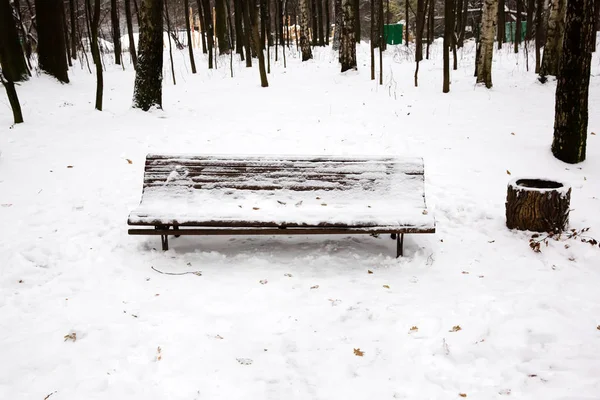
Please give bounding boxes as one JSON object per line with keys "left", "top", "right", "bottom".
{"left": 132, "top": 0, "right": 163, "bottom": 110}
{"left": 325, "top": 0, "right": 330, "bottom": 44}
{"left": 497, "top": 0, "right": 505, "bottom": 48}
{"left": 164, "top": 0, "right": 176, "bottom": 84}
{"left": 234, "top": 0, "right": 245, "bottom": 57}
{"left": 111, "top": 0, "right": 122, "bottom": 64}
{"left": 300, "top": 0, "right": 313, "bottom": 59}
{"left": 261, "top": 0, "right": 270, "bottom": 72}
{"left": 551, "top": 0, "right": 595, "bottom": 163}
{"left": 515, "top": 0, "right": 522, "bottom": 53}
{"left": 242, "top": 0, "right": 253, "bottom": 66}
{"left": 378, "top": 0, "right": 382, "bottom": 84}
{"left": 0, "top": 0, "right": 29, "bottom": 81}
{"left": 196, "top": 0, "right": 208, "bottom": 53}
{"left": 184, "top": 0, "right": 197, "bottom": 72}
{"left": 201, "top": 0, "right": 214, "bottom": 68}
{"left": 526, "top": 0, "right": 534, "bottom": 39}
{"left": 35, "top": 0, "right": 69, "bottom": 83}
{"left": 535, "top": 0, "right": 544, "bottom": 72}
{"left": 415, "top": 0, "right": 426, "bottom": 86}
{"left": 86, "top": 0, "right": 103, "bottom": 110}
{"left": 426, "top": 0, "right": 433, "bottom": 58}
{"left": 370, "top": 0, "right": 375, "bottom": 80}
{"left": 62, "top": 0, "right": 72, "bottom": 66}
{"left": 215, "top": 0, "right": 230, "bottom": 54}
{"left": 124, "top": 0, "right": 138, "bottom": 68}
{"left": 311, "top": 0, "right": 318, "bottom": 44}
{"left": 455, "top": 0, "right": 464, "bottom": 47}
{"left": 340, "top": 0, "right": 356, "bottom": 71}
{"left": 443, "top": 0, "right": 453, "bottom": 92}
{"left": 0, "top": 72, "right": 23, "bottom": 123}
{"left": 333, "top": 0, "right": 342, "bottom": 49}
{"left": 405, "top": 0, "right": 409, "bottom": 46}
{"left": 317, "top": 0, "right": 325, "bottom": 45}
{"left": 69, "top": 0, "right": 77, "bottom": 59}
{"left": 540, "top": 0, "right": 566, "bottom": 80}
{"left": 477, "top": 0, "right": 498, "bottom": 88}
{"left": 353, "top": 0, "right": 360, "bottom": 42}
{"left": 250, "top": 0, "right": 268, "bottom": 86}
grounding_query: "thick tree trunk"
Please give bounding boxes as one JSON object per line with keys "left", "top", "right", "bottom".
{"left": 0, "top": 0, "right": 29, "bottom": 81}
{"left": 300, "top": 0, "right": 313, "bottom": 60}
{"left": 340, "top": 0, "right": 356, "bottom": 71}
{"left": 333, "top": 0, "right": 342, "bottom": 49}
{"left": 540, "top": 0, "right": 566, "bottom": 80}
{"left": 196, "top": 0, "right": 208, "bottom": 53}
{"left": 311, "top": 0, "right": 318, "bottom": 44}
{"left": 215, "top": 0, "right": 230, "bottom": 54}
{"left": 317, "top": 0, "right": 325, "bottom": 45}
{"left": 184, "top": 0, "right": 196, "bottom": 73}
{"left": 132, "top": 0, "right": 163, "bottom": 110}
{"left": 250, "top": 0, "right": 268, "bottom": 87}
{"left": 497, "top": 0, "right": 505, "bottom": 49}
{"left": 0, "top": 73, "right": 23, "bottom": 124}
{"left": 551, "top": 0, "right": 595, "bottom": 164}
{"left": 61, "top": 0, "right": 72, "bottom": 65}
{"left": 506, "top": 179, "right": 571, "bottom": 232}
{"left": 35, "top": 0, "right": 70, "bottom": 83}
{"left": 234, "top": 0, "right": 245, "bottom": 57}
{"left": 353, "top": 0, "right": 360, "bottom": 42}
{"left": 111, "top": 0, "right": 122, "bottom": 64}
{"left": 526, "top": 0, "right": 534, "bottom": 40}
{"left": 477, "top": 0, "right": 498, "bottom": 88}
{"left": 124, "top": 0, "right": 138, "bottom": 68}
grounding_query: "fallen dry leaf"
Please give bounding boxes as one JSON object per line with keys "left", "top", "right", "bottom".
{"left": 591, "top": 132, "right": 596, "bottom": 135}
{"left": 422, "top": 210, "right": 428, "bottom": 215}
{"left": 459, "top": 394, "right": 467, "bottom": 398}
{"left": 321, "top": 203, "right": 327, "bottom": 206}
{"left": 479, "top": 275, "right": 485, "bottom": 278}
{"left": 511, "top": 132, "right": 515, "bottom": 136}
{"left": 409, "top": 326, "right": 418, "bottom": 332}
{"left": 252, "top": 207, "right": 260, "bottom": 210}
{"left": 310, "top": 285, "right": 319, "bottom": 289}
{"left": 64, "top": 332, "right": 76, "bottom": 342}
{"left": 284, "top": 273, "right": 293, "bottom": 277}
{"left": 462, "top": 271, "right": 469, "bottom": 274}
{"left": 215, "top": 335, "right": 224, "bottom": 340}
{"left": 126, "top": 159, "right": 133, "bottom": 164}
{"left": 597, "top": 325, "right": 600, "bottom": 330}
{"left": 353, "top": 348, "right": 364, "bottom": 357}
{"left": 156, "top": 346, "right": 162, "bottom": 361}
{"left": 383, "top": 284, "right": 390, "bottom": 289}
{"left": 450, "top": 325, "right": 462, "bottom": 332}
{"left": 367, "top": 270, "right": 373, "bottom": 274}
{"left": 506, "top": 170, "right": 511, "bottom": 175}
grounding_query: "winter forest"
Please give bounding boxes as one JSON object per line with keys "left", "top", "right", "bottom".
{"left": 1, "top": 0, "right": 600, "bottom": 398}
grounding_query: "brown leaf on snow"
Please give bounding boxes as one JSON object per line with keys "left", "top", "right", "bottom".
{"left": 511, "top": 132, "right": 515, "bottom": 136}
{"left": 321, "top": 203, "right": 328, "bottom": 206}
{"left": 253, "top": 207, "right": 260, "bottom": 210}
{"left": 506, "top": 170, "right": 511, "bottom": 175}
{"left": 156, "top": 346, "right": 162, "bottom": 361}
{"left": 462, "top": 271, "right": 469, "bottom": 274}
{"left": 215, "top": 335, "right": 224, "bottom": 340}
{"left": 459, "top": 393, "right": 467, "bottom": 398}
{"left": 409, "top": 326, "right": 418, "bottom": 332}
{"left": 126, "top": 159, "right": 133, "bottom": 164}
{"left": 383, "top": 285, "right": 390, "bottom": 289}
{"left": 353, "top": 348, "right": 364, "bottom": 357}
{"left": 310, "top": 285, "right": 319, "bottom": 289}
{"left": 591, "top": 132, "right": 596, "bottom": 135}
{"left": 64, "top": 332, "right": 77, "bottom": 342}
{"left": 450, "top": 325, "right": 462, "bottom": 332}
{"left": 367, "top": 270, "right": 373, "bottom": 274}
{"left": 67, "top": 165, "right": 73, "bottom": 168}
{"left": 597, "top": 325, "right": 600, "bottom": 330}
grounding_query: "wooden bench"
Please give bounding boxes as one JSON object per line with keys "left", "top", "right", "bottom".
{"left": 128, "top": 154, "right": 435, "bottom": 257}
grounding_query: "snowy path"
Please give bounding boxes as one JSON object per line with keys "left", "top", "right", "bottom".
{"left": 1, "top": 43, "right": 600, "bottom": 399}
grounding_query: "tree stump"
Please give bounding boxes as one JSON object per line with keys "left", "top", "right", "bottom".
{"left": 505, "top": 178, "right": 571, "bottom": 232}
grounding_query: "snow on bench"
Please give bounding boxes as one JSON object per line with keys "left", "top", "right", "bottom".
{"left": 127, "top": 154, "right": 435, "bottom": 257}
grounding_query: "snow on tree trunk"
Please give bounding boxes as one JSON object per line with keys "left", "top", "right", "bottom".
{"left": 0, "top": 0, "right": 29, "bottom": 82}
{"left": 476, "top": 0, "right": 498, "bottom": 89}
{"left": 132, "top": 0, "right": 163, "bottom": 111}
{"left": 540, "top": 0, "right": 566, "bottom": 80}
{"left": 551, "top": 0, "right": 595, "bottom": 164}
{"left": 340, "top": 0, "right": 356, "bottom": 72}
{"left": 35, "top": 0, "right": 70, "bottom": 83}
{"left": 300, "top": 0, "right": 313, "bottom": 61}
{"left": 333, "top": 0, "right": 342, "bottom": 50}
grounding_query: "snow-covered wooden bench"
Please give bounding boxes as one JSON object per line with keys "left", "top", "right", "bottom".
{"left": 127, "top": 154, "right": 435, "bottom": 257}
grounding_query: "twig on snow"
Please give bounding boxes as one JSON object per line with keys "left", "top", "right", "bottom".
{"left": 151, "top": 266, "right": 202, "bottom": 276}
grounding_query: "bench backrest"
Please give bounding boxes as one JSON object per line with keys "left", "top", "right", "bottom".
{"left": 142, "top": 154, "right": 425, "bottom": 194}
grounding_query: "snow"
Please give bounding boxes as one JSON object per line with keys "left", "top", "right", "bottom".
{"left": 1, "top": 39, "right": 600, "bottom": 399}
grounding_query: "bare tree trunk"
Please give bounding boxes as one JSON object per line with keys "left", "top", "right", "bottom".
{"left": 340, "top": 0, "right": 356, "bottom": 71}
{"left": 477, "top": 0, "right": 498, "bottom": 88}
{"left": 235, "top": 0, "right": 245, "bottom": 57}
{"left": 35, "top": 0, "right": 70, "bottom": 83}
{"left": 300, "top": 0, "right": 313, "bottom": 60}
{"left": 370, "top": 0, "right": 374, "bottom": 80}
{"left": 69, "top": 0, "right": 77, "bottom": 59}
{"left": 124, "top": 0, "right": 138, "bottom": 68}
{"left": 201, "top": 0, "right": 214, "bottom": 68}
{"left": 405, "top": 0, "right": 409, "bottom": 46}
{"left": 196, "top": 0, "right": 208, "bottom": 53}
{"left": 353, "top": 0, "right": 360, "bottom": 42}
{"left": 497, "top": 0, "right": 505, "bottom": 49}
{"left": 415, "top": 0, "right": 426, "bottom": 86}
{"left": 250, "top": 0, "right": 268, "bottom": 86}
{"left": 242, "top": 0, "right": 253, "bottom": 66}
{"left": 526, "top": 0, "right": 534, "bottom": 39}
{"left": 540, "top": 0, "right": 566, "bottom": 80}
{"left": 111, "top": 0, "right": 122, "bottom": 64}
{"left": 62, "top": 0, "right": 72, "bottom": 66}
{"left": 0, "top": 72, "right": 23, "bottom": 124}
{"left": 514, "top": 0, "right": 522, "bottom": 53}
{"left": 378, "top": 0, "right": 382, "bottom": 84}
{"left": 426, "top": 0, "right": 433, "bottom": 58}
{"left": 132, "top": 0, "right": 163, "bottom": 110}
{"left": 0, "top": 0, "right": 29, "bottom": 81}
{"left": 311, "top": 0, "right": 318, "bottom": 44}
{"left": 184, "top": 0, "right": 197, "bottom": 73}
{"left": 164, "top": 0, "right": 176, "bottom": 85}
{"left": 215, "top": 0, "right": 230, "bottom": 54}
{"left": 535, "top": 0, "right": 544, "bottom": 72}
{"left": 317, "top": 0, "right": 325, "bottom": 45}
{"left": 551, "top": 0, "right": 595, "bottom": 163}
{"left": 325, "top": 0, "right": 330, "bottom": 44}
{"left": 443, "top": 0, "right": 453, "bottom": 92}
{"left": 86, "top": 0, "right": 103, "bottom": 110}
{"left": 333, "top": 0, "right": 342, "bottom": 49}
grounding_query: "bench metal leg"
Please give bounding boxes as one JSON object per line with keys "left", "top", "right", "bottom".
{"left": 396, "top": 233, "right": 404, "bottom": 258}
{"left": 155, "top": 225, "right": 169, "bottom": 251}
{"left": 173, "top": 225, "right": 180, "bottom": 238}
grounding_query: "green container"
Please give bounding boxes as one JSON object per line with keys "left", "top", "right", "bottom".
{"left": 383, "top": 24, "right": 403, "bottom": 45}
{"left": 505, "top": 21, "right": 527, "bottom": 42}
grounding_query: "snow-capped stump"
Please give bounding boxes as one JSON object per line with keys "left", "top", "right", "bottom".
{"left": 505, "top": 178, "right": 571, "bottom": 232}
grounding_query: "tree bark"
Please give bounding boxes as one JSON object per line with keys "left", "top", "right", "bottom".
{"left": 497, "top": 0, "right": 505, "bottom": 49}
{"left": 405, "top": 0, "right": 409, "bottom": 46}
{"left": 535, "top": 0, "right": 544, "bottom": 72}
{"left": 234, "top": 0, "right": 245, "bottom": 57}
{"left": 86, "top": 0, "right": 103, "bottom": 110}
{"left": 201, "top": 0, "right": 214, "bottom": 68}
{"left": 325, "top": 0, "right": 330, "bottom": 45}
{"left": 551, "top": 0, "right": 595, "bottom": 163}
{"left": 442, "top": 0, "right": 453, "bottom": 92}
{"left": 353, "top": 0, "right": 360, "bottom": 42}
{"left": 0, "top": 72, "right": 23, "bottom": 123}
{"left": 184, "top": 0, "right": 196, "bottom": 73}
{"left": 477, "top": 0, "right": 498, "bottom": 88}
{"left": 540, "top": 0, "right": 566, "bottom": 80}
{"left": 426, "top": 0, "right": 433, "bottom": 58}
{"left": 35, "top": 0, "right": 70, "bottom": 83}
{"left": 370, "top": 0, "right": 375, "bottom": 80}
{"left": 132, "top": 0, "right": 163, "bottom": 110}
{"left": 0, "top": 0, "right": 29, "bottom": 81}
{"left": 300, "top": 0, "right": 313, "bottom": 60}
{"left": 196, "top": 0, "right": 208, "bottom": 53}
{"left": 526, "top": 0, "right": 534, "bottom": 40}
{"left": 317, "top": 0, "right": 325, "bottom": 45}
{"left": 69, "top": 0, "right": 77, "bottom": 59}
{"left": 215, "top": 0, "right": 230, "bottom": 54}
{"left": 241, "top": 0, "right": 253, "bottom": 66}
{"left": 124, "top": 0, "right": 138, "bottom": 68}
{"left": 250, "top": 0, "right": 268, "bottom": 87}
{"left": 340, "top": 0, "right": 356, "bottom": 71}
{"left": 111, "top": 0, "right": 122, "bottom": 64}
{"left": 333, "top": 0, "right": 342, "bottom": 49}
{"left": 506, "top": 179, "right": 571, "bottom": 232}
{"left": 514, "top": 0, "right": 522, "bottom": 53}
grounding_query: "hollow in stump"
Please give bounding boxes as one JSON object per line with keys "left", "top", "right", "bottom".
{"left": 505, "top": 178, "right": 571, "bottom": 232}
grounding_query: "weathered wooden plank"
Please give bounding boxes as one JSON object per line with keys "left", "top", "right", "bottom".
{"left": 129, "top": 226, "right": 436, "bottom": 235}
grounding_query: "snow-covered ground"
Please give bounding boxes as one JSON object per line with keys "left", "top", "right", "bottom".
{"left": 1, "top": 41, "right": 599, "bottom": 399}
